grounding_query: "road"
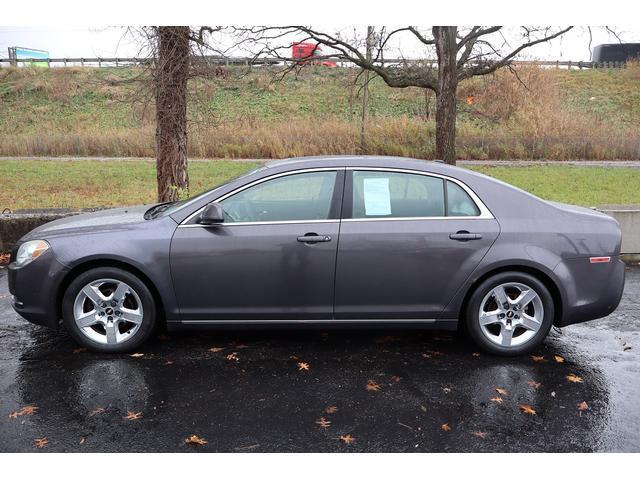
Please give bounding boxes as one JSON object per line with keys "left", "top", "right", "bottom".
{"left": 1, "top": 266, "right": 639, "bottom": 452}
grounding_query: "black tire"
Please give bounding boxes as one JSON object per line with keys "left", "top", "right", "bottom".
{"left": 62, "top": 267, "right": 157, "bottom": 353}
{"left": 464, "top": 271, "right": 554, "bottom": 356}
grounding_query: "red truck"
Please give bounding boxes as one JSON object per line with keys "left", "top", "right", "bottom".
{"left": 291, "top": 42, "right": 337, "bottom": 67}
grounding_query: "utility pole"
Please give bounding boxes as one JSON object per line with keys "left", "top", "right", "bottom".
{"left": 360, "top": 26, "right": 374, "bottom": 152}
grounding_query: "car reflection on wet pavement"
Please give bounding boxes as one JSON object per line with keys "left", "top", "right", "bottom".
{"left": 0, "top": 267, "right": 638, "bottom": 452}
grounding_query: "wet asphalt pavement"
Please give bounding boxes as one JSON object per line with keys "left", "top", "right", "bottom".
{"left": 1, "top": 266, "right": 639, "bottom": 453}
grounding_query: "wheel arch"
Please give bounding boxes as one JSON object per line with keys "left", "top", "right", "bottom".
{"left": 57, "top": 258, "right": 166, "bottom": 328}
{"left": 458, "top": 264, "right": 564, "bottom": 327}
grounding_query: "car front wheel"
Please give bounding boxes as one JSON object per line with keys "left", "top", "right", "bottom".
{"left": 465, "top": 272, "right": 554, "bottom": 356}
{"left": 62, "top": 267, "right": 157, "bottom": 353}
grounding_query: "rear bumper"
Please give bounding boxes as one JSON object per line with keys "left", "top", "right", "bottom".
{"left": 554, "top": 256, "right": 625, "bottom": 327}
{"left": 8, "top": 250, "right": 69, "bottom": 329}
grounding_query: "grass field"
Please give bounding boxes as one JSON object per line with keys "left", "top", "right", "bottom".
{"left": 1, "top": 160, "right": 638, "bottom": 210}
{"left": 0, "top": 64, "right": 639, "bottom": 160}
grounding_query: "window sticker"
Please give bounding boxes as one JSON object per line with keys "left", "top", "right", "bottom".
{"left": 363, "top": 177, "right": 391, "bottom": 216}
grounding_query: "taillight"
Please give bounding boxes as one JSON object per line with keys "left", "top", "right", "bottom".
{"left": 589, "top": 256, "right": 611, "bottom": 264}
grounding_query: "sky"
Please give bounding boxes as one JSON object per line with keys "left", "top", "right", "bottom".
{"left": 1, "top": 26, "right": 639, "bottom": 62}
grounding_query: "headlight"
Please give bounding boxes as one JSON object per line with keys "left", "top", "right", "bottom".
{"left": 15, "top": 240, "right": 50, "bottom": 267}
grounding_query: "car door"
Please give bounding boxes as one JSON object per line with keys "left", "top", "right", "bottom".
{"left": 170, "top": 168, "right": 344, "bottom": 321}
{"left": 334, "top": 169, "right": 500, "bottom": 320}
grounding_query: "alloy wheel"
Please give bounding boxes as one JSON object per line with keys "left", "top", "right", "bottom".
{"left": 73, "top": 278, "right": 144, "bottom": 345}
{"left": 478, "top": 282, "right": 544, "bottom": 348}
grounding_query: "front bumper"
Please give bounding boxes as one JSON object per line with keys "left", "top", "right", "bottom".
{"left": 554, "top": 256, "right": 626, "bottom": 327}
{"left": 8, "top": 249, "right": 69, "bottom": 329}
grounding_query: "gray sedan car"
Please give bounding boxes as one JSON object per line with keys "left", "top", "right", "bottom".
{"left": 8, "top": 156, "right": 625, "bottom": 355}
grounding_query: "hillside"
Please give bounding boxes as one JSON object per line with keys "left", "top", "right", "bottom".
{"left": 0, "top": 64, "right": 639, "bottom": 160}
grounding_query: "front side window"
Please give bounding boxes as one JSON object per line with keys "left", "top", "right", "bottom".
{"left": 219, "top": 171, "right": 338, "bottom": 223}
{"left": 352, "top": 170, "right": 445, "bottom": 218}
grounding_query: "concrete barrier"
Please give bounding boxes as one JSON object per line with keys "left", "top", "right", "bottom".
{"left": 2, "top": 206, "right": 640, "bottom": 262}
{"left": 597, "top": 205, "right": 640, "bottom": 257}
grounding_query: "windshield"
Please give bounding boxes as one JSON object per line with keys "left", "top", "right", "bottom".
{"left": 147, "top": 165, "right": 267, "bottom": 219}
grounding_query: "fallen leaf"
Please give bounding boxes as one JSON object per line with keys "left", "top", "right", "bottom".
{"left": 34, "top": 437, "right": 48, "bottom": 449}
{"left": 527, "top": 380, "right": 542, "bottom": 389}
{"left": 490, "top": 396, "right": 504, "bottom": 405}
{"left": 226, "top": 352, "right": 239, "bottom": 362}
{"left": 442, "top": 387, "right": 452, "bottom": 394}
{"left": 297, "top": 362, "right": 310, "bottom": 371}
{"left": 366, "top": 380, "right": 381, "bottom": 392}
{"left": 441, "top": 423, "right": 451, "bottom": 432}
{"left": 325, "top": 406, "right": 339, "bottom": 414}
{"left": 185, "top": 435, "right": 208, "bottom": 446}
{"left": 473, "top": 431, "right": 487, "bottom": 438}
{"left": 129, "top": 353, "right": 144, "bottom": 358}
{"left": 554, "top": 355, "right": 565, "bottom": 363}
{"left": 164, "top": 360, "right": 174, "bottom": 365}
{"left": 519, "top": 404, "right": 537, "bottom": 415}
{"left": 79, "top": 437, "right": 85, "bottom": 445}
{"left": 531, "top": 355, "right": 545, "bottom": 362}
{"left": 88, "top": 407, "right": 105, "bottom": 417}
{"left": 123, "top": 411, "right": 142, "bottom": 420}
{"left": 578, "top": 401, "right": 589, "bottom": 411}
{"left": 8, "top": 405, "right": 38, "bottom": 419}
{"left": 73, "top": 347, "right": 86, "bottom": 354}
{"left": 566, "top": 374, "right": 584, "bottom": 383}
{"left": 209, "top": 347, "right": 224, "bottom": 353}
{"left": 315, "top": 417, "right": 331, "bottom": 428}
{"left": 472, "top": 352, "right": 481, "bottom": 357}
{"left": 495, "top": 387, "right": 508, "bottom": 396}
{"left": 339, "top": 434, "right": 355, "bottom": 444}
{"left": 390, "top": 375, "right": 402, "bottom": 383}
{"left": 236, "top": 344, "right": 249, "bottom": 349}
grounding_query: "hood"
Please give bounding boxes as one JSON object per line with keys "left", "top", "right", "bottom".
{"left": 22, "top": 204, "right": 153, "bottom": 241}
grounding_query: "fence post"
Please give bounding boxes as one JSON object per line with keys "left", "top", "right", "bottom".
{"left": 81, "top": 58, "right": 84, "bottom": 67}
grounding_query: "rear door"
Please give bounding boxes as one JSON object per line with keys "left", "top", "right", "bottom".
{"left": 334, "top": 169, "right": 499, "bottom": 319}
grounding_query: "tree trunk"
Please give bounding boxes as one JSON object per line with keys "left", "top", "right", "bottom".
{"left": 155, "top": 26, "right": 190, "bottom": 202}
{"left": 433, "top": 26, "right": 459, "bottom": 165}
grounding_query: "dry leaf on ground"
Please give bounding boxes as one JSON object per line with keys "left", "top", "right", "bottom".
{"left": 366, "top": 380, "right": 381, "bottom": 392}
{"left": 34, "top": 437, "right": 48, "bottom": 448}
{"left": 566, "top": 374, "right": 584, "bottom": 383}
{"left": 123, "top": 411, "right": 143, "bottom": 420}
{"left": 527, "top": 380, "right": 542, "bottom": 389}
{"left": 129, "top": 353, "right": 144, "bottom": 358}
{"left": 325, "top": 406, "right": 338, "bottom": 414}
{"left": 519, "top": 404, "right": 537, "bottom": 415}
{"left": 297, "top": 362, "right": 310, "bottom": 371}
{"left": 554, "top": 355, "right": 565, "bottom": 363}
{"left": 490, "top": 396, "right": 504, "bottom": 405}
{"left": 339, "top": 434, "right": 355, "bottom": 444}
{"left": 8, "top": 405, "right": 38, "bottom": 419}
{"left": 441, "top": 423, "right": 451, "bottom": 432}
{"left": 209, "top": 347, "right": 224, "bottom": 353}
{"left": 185, "top": 435, "right": 208, "bottom": 446}
{"left": 88, "top": 407, "right": 105, "bottom": 417}
{"left": 473, "top": 431, "right": 487, "bottom": 438}
{"left": 315, "top": 417, "right": 331, "bottom": 428}
{"left": 531, "top": 355, "right": 545, "bottom": 362}
{"left": 226, "top": 352, "right": 239, "bottom": 362}
{"left": 495, "top": 387, "right": 508, "bottom": 396}
{"left": 578, "top": 401, "right": 589, "bottom": 411}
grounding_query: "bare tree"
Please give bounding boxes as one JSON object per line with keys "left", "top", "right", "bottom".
{"left": 243, "top": 26, "right": 573, "bottom": 164}
{"left": 136, "top": 26, "right": 224, "bottom": 202}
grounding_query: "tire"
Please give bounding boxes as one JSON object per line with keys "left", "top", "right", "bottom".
{"left": 62, "top": 267, "right": 157, "bottom": 353}
{"left": 464, "top": 271, "right": 554, "bottom": 356}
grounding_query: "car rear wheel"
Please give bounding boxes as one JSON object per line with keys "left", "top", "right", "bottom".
{"left": 62, "top": 267, "right": 157, "bottom": 353}
{"left": 465, "top": 272, "right": 554, "bottom": 356}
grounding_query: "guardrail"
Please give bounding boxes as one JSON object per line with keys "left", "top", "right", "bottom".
{"left": 0, "top": 57, "right": 629, "bottom": 69}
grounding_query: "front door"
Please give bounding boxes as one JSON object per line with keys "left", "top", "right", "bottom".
{"left": 334, "top": 169, "right": 499, "bottom": 319}
{"left": 170, "top": 169, "right": 344, "bottom": 321}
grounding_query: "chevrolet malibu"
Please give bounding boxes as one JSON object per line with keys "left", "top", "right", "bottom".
{"left": 8, "top": 156, "right": 625, "bottom": 355}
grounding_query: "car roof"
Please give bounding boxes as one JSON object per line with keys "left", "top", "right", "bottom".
{"left": 265, "top": 155, "right": 452, "bottom": 172}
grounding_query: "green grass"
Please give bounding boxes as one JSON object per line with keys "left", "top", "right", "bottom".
{"left": 0, "top": 160, "right": 638, "bottom": 210}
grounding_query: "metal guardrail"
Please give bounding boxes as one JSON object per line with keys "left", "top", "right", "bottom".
{"left": 0, "top": 56, "right": 629, "bottom": 69}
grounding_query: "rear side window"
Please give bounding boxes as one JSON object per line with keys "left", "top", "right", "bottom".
{"left": 446, "top": 180, "right": 480, "bottom": 217}
{"left": 352, "top": 171, "right": 445, "bottom": 218}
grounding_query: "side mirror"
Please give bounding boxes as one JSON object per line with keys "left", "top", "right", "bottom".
{"left": 198, "top": 203, "right": 225, "bottom": 225}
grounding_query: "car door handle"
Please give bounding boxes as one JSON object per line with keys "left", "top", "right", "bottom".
{"left": 297, "top": 234, "right": 332, "bottom": 243}
{"left": 449, "top": 231, "right": 482, "bottom": 241}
